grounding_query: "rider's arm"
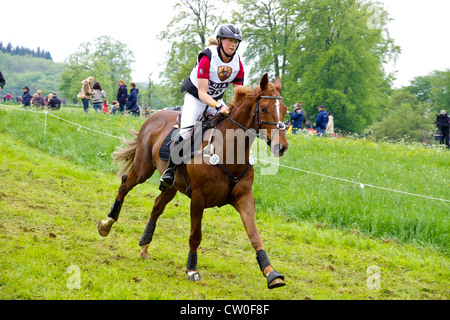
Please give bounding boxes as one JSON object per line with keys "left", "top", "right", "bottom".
{"left": 198, "top": 78, "right": 219, "bottom": 108}
{"left": 198, "top": 78, "right": 230, "bottom": 115}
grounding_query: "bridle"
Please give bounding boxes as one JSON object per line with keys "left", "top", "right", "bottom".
{"left": 226, "top": 95, "right": 286, "bottom": 145}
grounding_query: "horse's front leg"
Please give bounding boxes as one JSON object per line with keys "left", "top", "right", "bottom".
{"left": 232, "top": 191, "right": 285, "bottom": 289}
{"left": 185, "top": 193, "right": 205, "bottom": 282}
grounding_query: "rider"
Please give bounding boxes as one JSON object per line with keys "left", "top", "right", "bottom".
{"left": 160, "top": 24, "right": 245, "bottom": 190}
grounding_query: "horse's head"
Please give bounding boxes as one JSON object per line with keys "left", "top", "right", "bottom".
{"left": 254, "top": 73, "right": 289, "bottom": 158}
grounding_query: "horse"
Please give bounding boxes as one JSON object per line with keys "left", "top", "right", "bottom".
{"left": 98, "top": 73, "right": 289, "bottom": 289}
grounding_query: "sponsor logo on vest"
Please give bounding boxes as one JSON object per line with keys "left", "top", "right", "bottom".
{"left": 218, "top": 66, "right": 232, "bottom": 81}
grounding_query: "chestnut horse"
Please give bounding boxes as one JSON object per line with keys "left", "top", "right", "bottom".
{"left": 98, "top": 74, "right": 289, "bottom": 289}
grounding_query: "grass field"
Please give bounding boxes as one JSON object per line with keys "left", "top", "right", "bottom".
{"left": 0, "top": 104, "right": 449, "bottom": 300}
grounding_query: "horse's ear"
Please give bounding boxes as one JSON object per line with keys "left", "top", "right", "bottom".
{"left": 274, "top": 76, "right": 282, "bottom": 92}
{"left": 260, "top": 73, "right": 269, "bottom": 91}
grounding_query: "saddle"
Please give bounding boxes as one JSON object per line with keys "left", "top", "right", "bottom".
{"left": 159, "top": 111, "right": 222, "bottom": 162}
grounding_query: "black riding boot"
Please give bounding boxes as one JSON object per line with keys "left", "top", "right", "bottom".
{"left": 159, "top": 155, "right": 177, "bottom": 191}
{"left": 159, "top": 137, "right": 183, "bottom": 191}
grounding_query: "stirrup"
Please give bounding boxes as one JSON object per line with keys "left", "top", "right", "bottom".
{"left": 159, "top": 169, "right": 175, "bottom": 191}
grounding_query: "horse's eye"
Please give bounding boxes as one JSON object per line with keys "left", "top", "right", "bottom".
{"left": 261, "top": 106, "right": 268, "bottom": 114}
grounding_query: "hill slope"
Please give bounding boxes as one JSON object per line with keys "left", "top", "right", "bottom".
{"left": 0, "top": 52, "right": 65, "bottom": 98}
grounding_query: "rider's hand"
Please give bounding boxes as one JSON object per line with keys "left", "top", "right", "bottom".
{"left": 217, "top": 102, "right": 230, "bottom": 115}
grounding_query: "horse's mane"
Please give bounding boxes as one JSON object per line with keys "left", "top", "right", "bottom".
{"left": 229, "top": 85, "right": 258, "bottom": 108}
{"left": 228, "top": 83, "right": 277, "bottom": 109}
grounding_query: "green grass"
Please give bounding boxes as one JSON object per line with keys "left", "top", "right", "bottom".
{"left": 0, "top": 104, "right": 146, "bottom": 173}
{"left": 0, "top": 103, "right": 449, "bottom": 300}
{"left": 0, "top": 133, "right": 448, "bottom": 300}
{"left": 252, "top": 133, "right": 449, "bottom": 253}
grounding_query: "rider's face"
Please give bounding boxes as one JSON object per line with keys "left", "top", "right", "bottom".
{"left": 221, "top": 38, "right": 239, "bottom": 56}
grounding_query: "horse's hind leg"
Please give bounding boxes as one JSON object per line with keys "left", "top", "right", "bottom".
{"left": 98, "top": 166, "right": 154, "bottom": 237}
{"left": 139, "top": 188, "right": 177, "bottom": 258}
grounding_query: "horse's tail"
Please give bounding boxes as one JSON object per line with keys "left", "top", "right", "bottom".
{"left": 113, "top": 128, "right": 139, "bottom": 178}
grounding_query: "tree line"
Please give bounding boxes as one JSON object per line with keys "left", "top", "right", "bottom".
{"left": 159, "top": 0, "right": 400, "bottom": 134}
{"left": 0, "top": 42, "right": 52, "bottom": 60}
{"left": 0, "top": 52, "right": 65, "bottom": 99}
{"left": 156, "top": 0, "right": 449, "bottom": 143}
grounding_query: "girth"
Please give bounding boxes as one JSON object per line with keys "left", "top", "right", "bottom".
{"left": 216, "top": 162, "right": 252, "bottom": 207}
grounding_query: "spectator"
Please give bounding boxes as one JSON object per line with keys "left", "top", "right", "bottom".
{"left": 289, "top": 102, "right": 305, "bottom": 133}
{"left": 111, "top": 100, "right": 120, "bottom": 115}
{"left": 22, "top": 86, "right": 32, "bottom": 108}
{"left": 102, "top": 99, "right": 110, "bottom": 114}
{"left": 126, "top": 82, "right": 140, "bottom": 116}
{"left": 435, "top": 110, "right": 449, "bottom": 149}
{"left": 117, "top": 79, "right": 128, "bottom": 114}
{"left": 315, "top": 105, "right": 329, "bottom": 137}
{"left": 45, "top": 93, "right": 52, "bottom": 106}
{"left": 49, "top": 93, "right": 61, "bottom": 110}
{"left": 32, "top": 89, "right": 46, "bottom": 108}
{"left": 0, "top": 71, "right": 5, "bottom": 91}
{"left": 325, "top": 110, "right": 335, "bottom": 136}
{"left": 92, "top": 82, "right": 106, "bottom": 113}
{"left": 80, "top": 76, "right": 94, "bottom": 112}
{"left": 6, "top": 93, "right": 11, "bottom": 102}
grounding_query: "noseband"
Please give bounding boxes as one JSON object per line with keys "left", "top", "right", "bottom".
{"left": 227, "top": 95, "right": 286, "bottom": 145}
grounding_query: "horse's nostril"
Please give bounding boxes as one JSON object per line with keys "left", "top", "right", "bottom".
{"left": 271, "top": 143, "right": 286, "bottom": 157}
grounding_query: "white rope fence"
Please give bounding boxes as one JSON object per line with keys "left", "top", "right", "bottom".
{"left": 1, "top": 103, "right": 449, "bottom": 203}
{"left": 0, "top": 103, "right": 122, "bottom": 139}
{"left": 255, "top": 158, "right": 449, "bottom": 203}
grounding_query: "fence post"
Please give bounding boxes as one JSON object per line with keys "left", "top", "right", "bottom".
{"left": 44, "top": 111, "right": 48, "bottom": 136}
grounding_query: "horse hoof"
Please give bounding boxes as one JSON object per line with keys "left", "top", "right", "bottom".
{"left": 187, "top": 271, "right": 202, "bottom": 282}
{"left": 267, "top": 270, "right": 285, "bottom": 289}
{"left": 98, "top": 218, "right": 115, "bottom": 237}
{"left": 140, "top": 245, "right": 150, "bottom": 259}
{"left": 268, "top": 277, "right": 285, "bottom": 289}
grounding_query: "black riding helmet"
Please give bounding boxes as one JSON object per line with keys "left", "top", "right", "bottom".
{"left": 216, "top": 24, "right": 242, "bottom": 59}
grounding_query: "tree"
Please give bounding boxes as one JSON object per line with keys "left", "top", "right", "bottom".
{"left": 230, "top": 0, "right": 398, "bottom": 132}
{"left": 371, "top": 90, "right": 433, "bottom": 143}
{"left": 430, "top": 69, "right": 450, "bottom": 114}
{"left": 159, "top": 0, "right": 231, "bottom": 105}
{"left": 233, "top": 0, "right": 298, "bottom": 84}
{"left": 5, "top": 42, "right": 12, "bottom": 54}
{"left": 290, "top": 0, "right": 399, "bottom": 133}
{"left": 283, "top": 0, "right": 399, "bottom": 133}
{"left": 405, "top": 69, "right": 450, "bottom": 115}
{"left": 59, "top": 36, "right": 134, "bottom": 101}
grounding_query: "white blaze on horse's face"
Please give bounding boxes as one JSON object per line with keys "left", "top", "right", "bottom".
{"left": 275, "top": 99, "right": 281, "bottom": 123}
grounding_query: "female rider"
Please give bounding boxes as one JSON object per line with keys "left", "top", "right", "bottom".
{"left": 160, "top": 24, "right": 245, "bottom": 190}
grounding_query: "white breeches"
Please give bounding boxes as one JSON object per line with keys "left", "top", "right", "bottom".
{"left": 179, "top": 93, "right": 223, "bottom": 140}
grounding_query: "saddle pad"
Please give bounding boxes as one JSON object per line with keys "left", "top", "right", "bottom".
{"left": 159, "top": 128, "right": 177, "bottom": 161}
{"left": 159, "top": 123, "right": 213, "bottom": 162}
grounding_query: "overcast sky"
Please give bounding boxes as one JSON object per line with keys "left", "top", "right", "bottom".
{"left": 1, "top": 0, "right": 449, "bottom": 88}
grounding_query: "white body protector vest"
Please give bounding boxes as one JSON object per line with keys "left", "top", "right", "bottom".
{"left": 181, "top": 45, "right": 242, "bottom": 100}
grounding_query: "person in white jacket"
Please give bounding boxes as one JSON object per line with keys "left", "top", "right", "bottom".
{"left": 326, "top": 110, "right": 335, "bottom": 135}
{"left": 92, "top": 82, "right": 106, "bottom": 113}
